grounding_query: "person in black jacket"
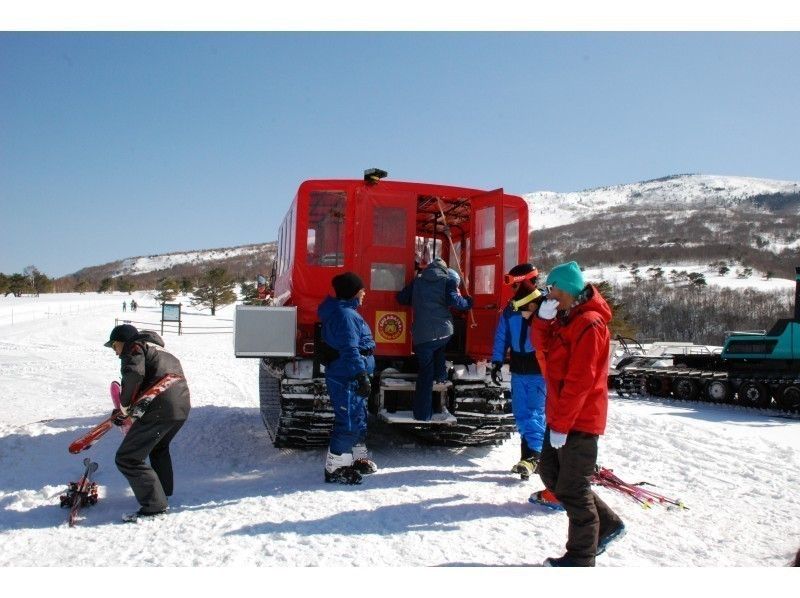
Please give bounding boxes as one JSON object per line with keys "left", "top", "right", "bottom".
{"left": 105, "top": 324, "right": 191, "bottom": 519}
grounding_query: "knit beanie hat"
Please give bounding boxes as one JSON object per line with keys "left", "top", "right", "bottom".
{"left": 332, "top": 272, "right": 364, "bottom": 299}
{"left": 546, "top": 261, "right": 585, "bottom": 297}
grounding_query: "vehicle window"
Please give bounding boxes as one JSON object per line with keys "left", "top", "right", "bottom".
{"left": 307, "top": 191, "right": 346, "bottom": 267}
{"left": 475, "top": 206, "right": 495, "bottom": 250}
{"left": 370, "top": 263, "right": 406, "bottom": 291}
{"left": 373, "top": 207, "right": 406, "bottom": 247}
{"left": 504, "top": 209, "right": 519, "bottom": 274}
{"left": 475, "top": 264, "right": 495, "bottom": 295}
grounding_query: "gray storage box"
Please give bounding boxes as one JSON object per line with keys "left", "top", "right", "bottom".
{"left": 234, "top": 305, "right": 297, "bottom": 357}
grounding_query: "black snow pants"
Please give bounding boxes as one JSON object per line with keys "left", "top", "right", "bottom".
{"left": 115, "top": 410, "right": 187, "bottom": 513}
{"left": 538, "top": 428, "right": 622, "bottom": 566}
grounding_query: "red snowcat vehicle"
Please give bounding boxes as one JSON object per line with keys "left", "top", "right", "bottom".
{"left": 234, "top": 169, "right": 530, "bottom": 448}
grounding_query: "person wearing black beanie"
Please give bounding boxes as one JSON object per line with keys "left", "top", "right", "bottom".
{"left": 332, "top": 272, "right": 364, "bottom": 300}
{"left": 317, "top": 272, "right": 376, "bottom": 484}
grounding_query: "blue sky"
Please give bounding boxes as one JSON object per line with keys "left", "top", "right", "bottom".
{"left": 1, "top": 32, "right": 799, "bottom": 276}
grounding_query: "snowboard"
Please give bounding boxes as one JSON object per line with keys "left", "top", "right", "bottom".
{"left": 68, "top": 373, "right": 182, "bottom": 454}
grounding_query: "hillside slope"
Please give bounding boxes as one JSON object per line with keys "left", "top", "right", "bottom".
{"left": 525, "top": 174, "right": 800, "bottom": 277}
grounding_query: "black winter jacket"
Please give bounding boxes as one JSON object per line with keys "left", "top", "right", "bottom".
{"left": 119, "top": 330, "right": 191, "bottom": 420}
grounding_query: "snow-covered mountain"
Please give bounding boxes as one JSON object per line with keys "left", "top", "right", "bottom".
{"left": 64, "top": 242, "right": 276, "bottom": 288}
{"left": 110, "top": 244, "right": 274, "bottom": 277}
{"left": 524, "top": 174, "right": 800, "bottom": 279}
{"left": 525, "top": 173, "right": 800, "bottom": 232}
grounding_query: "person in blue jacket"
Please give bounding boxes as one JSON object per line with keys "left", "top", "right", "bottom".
{"left": 317, "top": 272, "right": 377, "bottom": 485}
{"left": 491, "top": 263, "right": 547, "bottom": 480}
{"left": 397, "top": 258, "right": 473, "bottom": 421}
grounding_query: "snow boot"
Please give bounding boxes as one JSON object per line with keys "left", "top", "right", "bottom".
{"left": 511, "top": 451, "right": 540, "bottom": 480}
{"left": 543, "top": 554, "right": 594, "bottom": 567}
{"left": 528, "top": 488, "right": 565, "bottom": 511}
{"left": 122, "top": 508, "right": 168, "bottom": 523}
{"left": 352, "top": 444, "right": 378, "bottom": 475}
{"left": 324, "top": 451, "right": 362, "bottom": 485}
{"left": 596, "top": 521, "right": 626, "bottom": 556}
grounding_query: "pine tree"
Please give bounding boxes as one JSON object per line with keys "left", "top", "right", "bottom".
{"left": 180, "top": 277, "right": 195, "bottom": 296}
{"left": 0, "top": 273, "right": 9, "bottom": 296}
{"left": 191, "top": 268, "right": 237, "bottom": 316}
{"left": 98, "top": 278, "right": 114, "bottom": 293}
{"left": 116, "top": 278, "right": 136, "bottom": 294}
{"left": 592, "top": 280, "right": 637, "bottom": 338}
{"left": 155, "top": 278, "right": 180, "bottom": 303}
{"left": 74, "top": 280, "right": 90, "bottom": 294}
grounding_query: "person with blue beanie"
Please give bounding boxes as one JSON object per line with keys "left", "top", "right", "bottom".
{"left": 317, "top": 272, "right": 377, "bottom": 485}
{"left": 491, "top": 263, "right": 548, "bottom": 480}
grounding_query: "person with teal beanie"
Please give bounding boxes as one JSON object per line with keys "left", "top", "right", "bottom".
{"left": 532, "top": 260, "right": 624, "bottom": 566}
{"left": 545, "top": 261, "right": 585, "bottom": 298}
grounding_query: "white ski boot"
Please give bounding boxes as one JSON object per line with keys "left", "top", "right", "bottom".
{"left": 324, "top": 451, "right": 362, "bottom": 485}
{"left": 352, "top": 444, "right": 378, "bottom": 475}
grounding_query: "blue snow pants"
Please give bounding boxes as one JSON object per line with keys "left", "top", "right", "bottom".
{"left": 510, "top": 373, "right": 547, "bottom": 453}
{"left": 326, "top": 374, "right": 368, "bottom": 455}
{"left": 413, "top": 336, "right": 450, "bottom": 421}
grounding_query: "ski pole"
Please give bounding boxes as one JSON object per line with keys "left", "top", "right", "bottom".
{"left": 435, "top": 198, "right": 477, "bottom": 328}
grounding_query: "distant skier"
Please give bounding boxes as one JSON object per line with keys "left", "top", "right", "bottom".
{"left": 317, "top": 273, "right": 377, "bottom": 485}
{"left": 491, "top": 263, "right": 547, "bottom": 480}
{"left": 122, "top": 301, "right": 127, "bottom": 312}
{"left": 531, "top": 261, "right": 624, "bottom": 566}
{"left": 105, "top": 324, "right": 191, "bottom": 520}
{"left": 130, "top": 299, "right": 137, "bottom": 312}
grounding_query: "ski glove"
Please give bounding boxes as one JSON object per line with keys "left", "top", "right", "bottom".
{"left": 111, "top": 408, "right": 128, "bottom": 427}
{"left": 490, "top": 361, "right": 503, "bottom": 385}
{"left": 549, "top": 430, "right": 568, "bottom": 449}
{"left": 538, "top": 299, "right": 559, "bottom": 320}
{"left": 356, "top": 372, "right": 371, "bottom": 398}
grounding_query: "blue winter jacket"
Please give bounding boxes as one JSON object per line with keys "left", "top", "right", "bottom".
{"left": 397, "top": 259, "right": 473, "bottom": 345}
{"left": 317, "top": 295, "right": 376, "bottom": 379}
{"left": 492, "top": 304, "right": 542, "bottom": 375}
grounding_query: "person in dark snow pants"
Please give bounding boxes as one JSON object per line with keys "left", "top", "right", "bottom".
{"left": 105, "top": 324, "right": 190, "bottom": 518}
{"left": 317, "top": 272, "right": 377, "bottom": 485}
{"left": 531, "top": 261, "right": 624, "bottom": 567}
{"left": 397, "top": 258, "right": 473, "bottom": 421}
{"left": 491, "top": 263, "right": 547, "bottom": 480}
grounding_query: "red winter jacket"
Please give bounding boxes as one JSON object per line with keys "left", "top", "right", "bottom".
{"left": 531, "top": 285, "right": 612, "bottom": 436}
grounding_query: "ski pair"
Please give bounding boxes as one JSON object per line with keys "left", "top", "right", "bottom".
{"left": 591, "top": 466, "right": 687, "bottom": 510}
{"left": 68, "top": 373, "right": 182, "bottom": 454}
{"left": 60, "top": 457, "right": 99, "bottom": 527}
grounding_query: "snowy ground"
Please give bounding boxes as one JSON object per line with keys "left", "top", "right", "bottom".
{"left": 1, "top": 292, "right": 798, "bottom": 576}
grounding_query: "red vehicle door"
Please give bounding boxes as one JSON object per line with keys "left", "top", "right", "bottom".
{"left": 466, "top": 189, "right": 505, "bottom": 359}
{"left": 354, "top": 187, "right": 417, "bottom": 357}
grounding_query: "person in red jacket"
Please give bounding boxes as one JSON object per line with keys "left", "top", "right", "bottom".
{"left": 531, "top": 261, "right": 624, "bottom": 567}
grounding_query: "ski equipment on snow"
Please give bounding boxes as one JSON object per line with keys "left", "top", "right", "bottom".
{"left": 591, "top": 466, "right": 687, "bottom": 510}
{"left": 60, "top": 457, "right": 99, "bottom": 527}
{"left": 529, "top": 488, "right": 565, "bottom": 511}
{"left": 68, "top": 373, "right": 182, "bottom": 454}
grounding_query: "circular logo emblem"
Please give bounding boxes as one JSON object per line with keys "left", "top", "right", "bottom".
{"left": 378, "top": 313, "right": 404, "bottom": 341}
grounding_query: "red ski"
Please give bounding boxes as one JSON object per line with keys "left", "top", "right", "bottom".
{"left": 60, "top": 457, "right": 99, "bottom": 527}
{"left": 68, "top": 373, "right": 182, "bottom": 454}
